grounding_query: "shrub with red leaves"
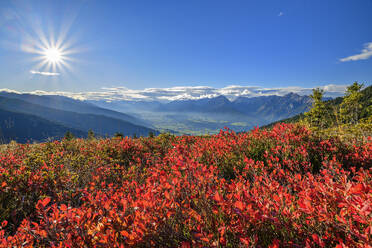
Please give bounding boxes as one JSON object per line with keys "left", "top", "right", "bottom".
{"left": 0, "top": 123, "right": 371, "bottom": 247}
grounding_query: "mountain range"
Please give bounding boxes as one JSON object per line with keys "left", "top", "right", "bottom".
{"left": 0, "top": 92, "right": 156, "bottom": 143}
{"left": 90, "top": 93, "right": 313, "bottom": 135}
{"left": 0, "top": 90, "right": 320, "bottom": 142}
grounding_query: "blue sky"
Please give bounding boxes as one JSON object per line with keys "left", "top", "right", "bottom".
{"left": 0, "top": 0, "right": 371, "bottom": 98}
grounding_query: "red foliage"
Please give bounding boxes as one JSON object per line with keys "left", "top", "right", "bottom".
{"left": 0, "top": 123, "right": 371, "bottom": 247}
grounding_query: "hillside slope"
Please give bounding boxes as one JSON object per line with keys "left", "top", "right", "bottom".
{"left": 0, "top": 109, "right": 85, "bottom": 143}
{"left": 263, "top": 84, "right": 372, "bottom": 128}
{"left": 0, "top": 96, "right": 156, "bottom": 137}
{"left": 0, "top": 92, "right": 149, "bottom": 127}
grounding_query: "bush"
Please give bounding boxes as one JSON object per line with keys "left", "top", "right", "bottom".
{"left": 0, "top": 123, "right": 371, "bottom": 247}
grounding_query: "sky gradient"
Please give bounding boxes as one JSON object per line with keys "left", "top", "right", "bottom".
{"left": 0, "top": 0, "right": 371, "bottom": 97}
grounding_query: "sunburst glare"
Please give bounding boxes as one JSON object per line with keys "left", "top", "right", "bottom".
{"left": 26, "top": 37, "right": 75, "bottom": 76}
{"left": 43, "top": 47, "right": 62, "bottom": 63}
{"left": 20, "top": 20, "right": 79, "bottom": 76}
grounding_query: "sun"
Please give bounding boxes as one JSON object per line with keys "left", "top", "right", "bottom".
{"left": 21, "top": 14, "right": 80, "bottom": 76}
{"left": 30, "top": 42, "right": 73, "bottom": 74}
{"left": 43, "top": 47, "right": 62, "bottom": 63}
{"left": 24, "top": 35, "right": 75, "bottom": 74}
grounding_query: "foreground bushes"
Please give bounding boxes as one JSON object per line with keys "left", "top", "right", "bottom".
{"left": 0, "top": 123, "right": 371, "bottom": 247}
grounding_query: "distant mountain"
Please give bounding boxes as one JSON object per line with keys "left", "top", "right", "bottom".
{"left": 232, "top": 93, "right": 312, "bottom": 122}
{"left": 0, "top": 92, "right": 148, "bottom": 127}
{"left": 0, "top": 109, "right": 85, "bottom": 143}
{"left": 0, "top": 96, "right": 156, "bottom": 138}
{"left": 0, "top": 89, "right": 318, "bottom": 140}
{"left": 158, "top": 93, "right": 312, "bottom": 121}
{"left": 160, "top": 95, "right": 243, "bottom": 114}
{"left": 90, "top": 93, "right": 315, "bottom": 134}
{"left": 89, "top": 100, "right": 162, "bottom": 113}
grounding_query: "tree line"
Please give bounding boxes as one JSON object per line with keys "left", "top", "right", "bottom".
{"left": 305, "top": 82, "right": 371, "bottom": 130}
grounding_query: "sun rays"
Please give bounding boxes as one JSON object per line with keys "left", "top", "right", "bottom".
{"left": 43, "top": 47, "right": 62, "bottom": 63}
{"left": 19, "top": 15, "right": 79, "bottom": 76}
{"left": 26, "top": 37, "right": 75, "bottom": 76}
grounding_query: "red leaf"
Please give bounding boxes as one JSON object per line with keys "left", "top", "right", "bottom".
{"left": 200, "top": 237, "right": 209, "bottom": 243}
{"left": 120, "top": 230, "right": 130, "bottom": 237}
{"left": 40, "top": 197, "right": 51, "bottom": 207}
{"left": 312, "top": 234, "right": 320, "bottom": 245}
{"left": 240, "top": 237, "right": 249, "bottom": 245}
{"left": 234, "top": 201, "right": 244, "bottom": 211}
{"left": 180, "top": 242, "right": 191, "bottom": 248}
{"left": 298, "top": 199, "right": 312, "bottom": 212}
{"left": 213, "top": 191, "right": 222, "bottom": 202}
{"left": 164, "top": 191, "right": 170, "bottom": 200}
{"left": 39, "top": 230, "right": 48, "bottom": 238}
{"left": 349, "top": 184, "right": 364, "bottom": 194}
{"left": 268, "top": 239, "right": 280, "bottom": 248}
{"left": 60, "top": 204, "right": 67, "bottom": 211}
{"left": 1, "top": 220, "right": 7, "bottom": 228}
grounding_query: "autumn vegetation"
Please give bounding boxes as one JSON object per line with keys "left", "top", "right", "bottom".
{"left": 0, "top": 83, "right": 371, "bottom": 247}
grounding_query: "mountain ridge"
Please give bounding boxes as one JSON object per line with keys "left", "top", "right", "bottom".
{"left": 0, "top": 95, "right": 157, "bottom": 141}
{"left": 89, "top": 92, "right": 314, "bottom": 134}
{"left": 0, "top": 91, "right": 149, "bottom": 127}
{"left": 0, "top": 108, "right": 86, "bottom": 143}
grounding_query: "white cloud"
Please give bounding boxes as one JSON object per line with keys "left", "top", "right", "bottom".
{"left": 322, "top": 84, "right": 347, "bottom": 93}
{"left": 0, "top": 88, "right": 21, "bottom": 94}
{"left": 340, "top": 42, "right": 372, "bottom": 62}
{"left": 278, "top": 12, "right": 284, "bottom": 17}
{"left": 0, "top": 84, "right": 349, "bottom": 102}
{"left": 30, "top": 70, "right": 60, "bottom": 76}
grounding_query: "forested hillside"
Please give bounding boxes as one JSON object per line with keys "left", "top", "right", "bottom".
{"left": 0, "top": 109, "right": 85, "bottom": 143}
{"left": 263, "top": 83, "right": 372, "bottom": 131}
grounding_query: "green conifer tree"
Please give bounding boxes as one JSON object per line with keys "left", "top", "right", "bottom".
{"left": 148, "top": 131, "right": 154, "bottom": 138}
{"left": 64, "top": 131, "right": 75, "bottom": 141}
{"left": 114, "top": 132, "right": 124, "bottom": 138}
{"left": 88, "top": 129, "right": 95, "bottom": 140}
{"left": 339, "top": 82, "right": 364, "bottom": 124}
{"left": 305, "top": 88, "right": 332, "bottom": 129}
